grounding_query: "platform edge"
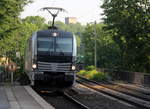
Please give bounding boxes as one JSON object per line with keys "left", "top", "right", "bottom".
{"left": 24, "top": 86, "right": 55, "bottom": 109}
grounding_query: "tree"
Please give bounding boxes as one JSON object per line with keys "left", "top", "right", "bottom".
{"left": 0, "top": 22, "right": 38, "bottom": 66}
{"left": 82, "top": 23, "right": 121, "bottom": 68}
{"left": 22, "top": 16, "right": 48, "bottom": 30}
{"left": 0, "top": 0, "right": 31, "bottom": 39}
{"left": 101, "top": 0, "right": 150, "bottom": 72}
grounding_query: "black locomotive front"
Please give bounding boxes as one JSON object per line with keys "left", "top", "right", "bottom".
{"left": 31, "top": 30, "right": 76, "bottom": 88}
{"left": 24, "top": 7, "right": 77, "bottom": 89}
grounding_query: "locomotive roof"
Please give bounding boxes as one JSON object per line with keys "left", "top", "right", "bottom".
{"left": 37, "top": 29, "right": 73, "bottom": 37}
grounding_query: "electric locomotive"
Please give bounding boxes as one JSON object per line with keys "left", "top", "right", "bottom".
{"left": 24, "top": 7, "right": 77, "bottom": 88}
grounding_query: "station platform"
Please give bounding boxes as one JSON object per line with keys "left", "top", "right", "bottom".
{"left": 0, "top": 86, "right": 54, "bottom": 109}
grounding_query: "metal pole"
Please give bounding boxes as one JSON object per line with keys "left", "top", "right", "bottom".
{"left": 94, "top": 21, "right": 97, "bottom": 69}
{"left": 11, "top": 71, "right": 13, "bottom": 85}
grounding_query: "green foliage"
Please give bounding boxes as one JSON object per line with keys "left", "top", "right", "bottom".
{"left": 101, "top": 0, "right": 150, "bottom": 72}
{"left": 0, "top": 0, "right": 37, "bottom": 79}
{"left": 78, "top": 69, "right": 98, "bottom": 79}
{"left": 22, "top": 16, "right": 48, "bottom": 30}
{"left": 76, "top": 55, "right": 84, "bottom": 63}
{"left": 92, "top": 72, "right": 108, "bottom": 81}
{"left": 78, "top": 70, "right": 87, "bottom": 76}
{"left": 78, "top": 66, "right": 108, "bottom": 80}
{"left": 0, "top": 0, "right": 31, "bottom": 39}
{"left": 82, "top": 23, "right": 121, "bottom": 68}
{"left": 0, "top": 22, "right": 39, "bottom": 69}
{"left": 0, "top": 0, "right": 32, "bottom": 74}
{"left": 85, "top": 65, "right": 96, "bottom": 71}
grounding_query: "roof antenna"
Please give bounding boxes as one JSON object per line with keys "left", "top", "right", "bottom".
{"left": 41, "top": 7, "right": 67, "bottom": 29}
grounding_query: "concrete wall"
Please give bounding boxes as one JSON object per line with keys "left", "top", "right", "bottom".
{"left": 99, "top": 68, "right": 150, "bottom": 87}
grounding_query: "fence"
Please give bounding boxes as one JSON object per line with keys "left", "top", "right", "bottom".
{"left": 98, "top": 68, "right": 150, "bottom": 87}
{"left": 0, "top": 66, "right": 11, "bottom": 85}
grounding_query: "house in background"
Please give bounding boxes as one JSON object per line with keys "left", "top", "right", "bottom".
{"left": 0, "top": 57, "right": 9, "bottom": 65}
{"left": 65, "top": 17, "right": 77, "bottom": 24}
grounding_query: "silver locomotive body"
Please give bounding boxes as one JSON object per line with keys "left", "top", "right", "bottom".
{"left": 25, "top": 30, "right": 77, "bottom": 88}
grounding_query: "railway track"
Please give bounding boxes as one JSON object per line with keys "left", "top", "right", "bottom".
{"left": 76, "top": 75, "right": 150, "bottom": 109}
{"left": 37, "top": 89, "right": 90, "bottom": 109}
{"left": 63, "top": 91, "right": 90, "bottom": 109}
{"left": 113, "top": 83, "right": 150, "bottom": 95}
{"left": 90, "top": 78, "right": 150, "bottom": 96}
{"left": 98, "top": 81, "right": 150, "bottom": 101}
{"left": 77, "top": 75, "right": 150, "bottom": 97}
{"left": 98, "top": 78, "right": 150, "bottom": 96}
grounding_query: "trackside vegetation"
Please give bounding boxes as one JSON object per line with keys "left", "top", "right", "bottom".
{"left": 80, "top": 0, "right": 149, "bottom": 73}
{"left": 78, "top": 66, "right": 108, "bottom": 81}
{"left": 101, "top": 0, "right": 150, "bottom": 73}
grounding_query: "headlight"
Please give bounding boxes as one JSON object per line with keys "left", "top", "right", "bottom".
{"left": 32, "top": 64, "right": 37, "bottom": 69}
{"left": 52, "top": 32, "right": 58, "bottom": 37}
{"left": 71, "top": 65, "right": 76, "bottom": 70}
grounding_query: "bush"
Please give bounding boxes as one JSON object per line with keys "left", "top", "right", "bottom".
{"left": 85, "top": 70, "right": 98, "bottom": 79}
{"left": 85, "top": 65, "right": 96, "bottom": 71}
{"left": 92, "top": 72, "right": 107, "bottom": 81}
{"left": 78, "top": 70, "right": 86, "bottom": 76}
{"left": 77, "top": 66, "right": 108, "bottom": 81}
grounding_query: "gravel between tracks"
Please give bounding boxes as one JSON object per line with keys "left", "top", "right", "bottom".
{"left": 38, "top": 91, "right": 85, "bottom": 109}
{"left": 67, "top": 84, "right": 137, "bottom": 109}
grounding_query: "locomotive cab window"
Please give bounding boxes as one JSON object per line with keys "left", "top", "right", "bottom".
{"left": 37, "top": 36, "right": 73, "bottom": 54}
{"left": 56, "top": 37, "right": 73, "bottom": 53}
{"left": 37, "top": 37, "right": 54, "bottom": 52}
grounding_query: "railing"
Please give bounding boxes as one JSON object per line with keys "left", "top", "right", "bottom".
{"left": 97, "top": 68, "right": 150, "bottom": 87}
{"left": 0, "top": 66, "right": 11, "bottom": 85}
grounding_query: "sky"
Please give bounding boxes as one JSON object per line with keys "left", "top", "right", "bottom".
{"left": 21, "top": 0, "right": 103, "bottom": 25}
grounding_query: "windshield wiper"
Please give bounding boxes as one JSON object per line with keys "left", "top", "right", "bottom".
{"left": 56, "top": 43, "right": 65, "bottom": 56}
{"left": 47, "top": 41, "right": 54, "bottom": 55}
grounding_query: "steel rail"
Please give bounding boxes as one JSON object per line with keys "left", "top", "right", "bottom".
{"left": 63, "top": 92, "right": 90, "bottom": 109}
{"left": 77, "top": 75, "right": 150, "bottom": 101}
{"left": 77, "top": 75, "right": 150, "bottom": 109}
{"left": 36, "top": 88, "right": 90, "bottom": 109}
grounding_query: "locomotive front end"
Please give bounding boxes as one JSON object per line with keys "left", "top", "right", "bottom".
{"left": 32, "top": 30, "right": 77, "bottom": 88}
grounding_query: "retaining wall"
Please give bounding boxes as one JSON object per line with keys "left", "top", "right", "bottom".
{"left": 98, "top": 68, "right": 150, "bottom": 87}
